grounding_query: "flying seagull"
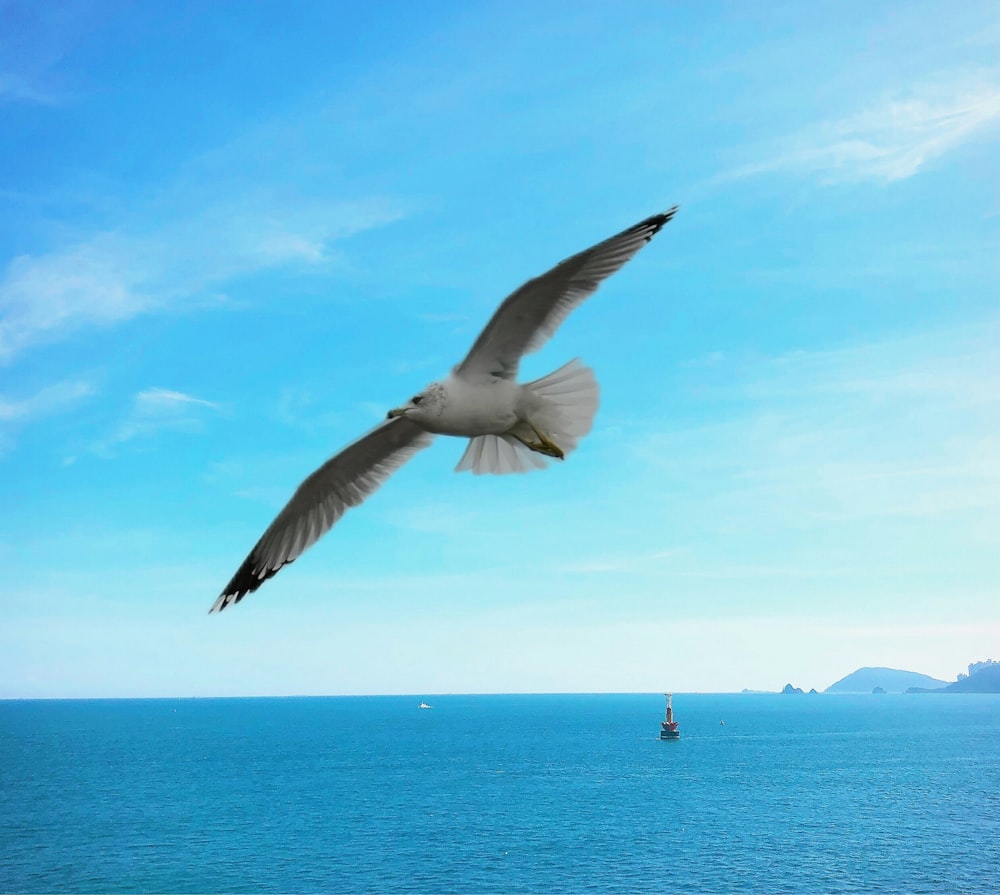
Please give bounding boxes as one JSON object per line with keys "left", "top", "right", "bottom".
{"left": 211, "top": 207, "right": 678, "bottom": 613}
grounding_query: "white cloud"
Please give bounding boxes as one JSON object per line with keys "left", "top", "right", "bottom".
{"left": 134, "top": 387, "right": 220, "bottom": 412}
{"left": 92, "top": 387, "right": 222, "bottom": 456}
{"left": 0, "top": 194, "right": 404, "bottom": 364}
{"left": 0, "top": 379, "right": 95, "bottom": 423}
{"left": 0, "top": 1, "right": 102, "bottom": 109}
{"left": 0, "top": 71, "right": 60, "bottom": 105}
{"left": 0, "top": 236, "right": 153, "bottom": 361}
{"left": 635, "top": 317, "right": 1000, "bottom": 532}
{"left": 0, "top": 378, "right": 95, "bottom": 458}
{"left": 382, "top": 502, "right": 490, "bottom": 536}
{"left": 731, "top": 74, "right": 1000, "bottom": 184}
{"left": 559, "top": 548, "right": 687, "bottom": 575}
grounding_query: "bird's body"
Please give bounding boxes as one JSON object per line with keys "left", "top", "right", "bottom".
{"left": 212, "top": 207, "right": 678, "bottom": 613}
{"left": 410, "top": 374, "right": 522, "bottom": 437}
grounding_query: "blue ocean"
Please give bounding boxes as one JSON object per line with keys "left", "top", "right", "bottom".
{"left": 1, "top": 694, "right": 998, "bottom": 893}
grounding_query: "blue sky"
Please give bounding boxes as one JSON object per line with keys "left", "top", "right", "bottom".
{"left": 2, "top": 0, "right": 998, "bottom": 697}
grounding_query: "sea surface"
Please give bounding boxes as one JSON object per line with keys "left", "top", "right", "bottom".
{"left": 1, "top": 693, "right": 998, "bottom": 894}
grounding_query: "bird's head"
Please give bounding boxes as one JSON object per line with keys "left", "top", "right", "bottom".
{"left": 387, "top": 382, "right": 446, "bottom": 423}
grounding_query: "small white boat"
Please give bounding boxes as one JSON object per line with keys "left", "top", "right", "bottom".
{"left": 418, "top": 702, "right": 432, "bottom": 709}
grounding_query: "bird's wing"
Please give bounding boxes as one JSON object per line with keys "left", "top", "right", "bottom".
{"left": 211, "top": 417, "right": 434, "bottom": 612}
{"left": 456, "top": 207, "right": 678, "bottom": 380}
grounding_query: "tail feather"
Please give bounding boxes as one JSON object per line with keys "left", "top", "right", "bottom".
{"left": 526, "top": 358, "right": 600, "bottom": 446}
{"left": 528, "top": 363, "right": 590, "bottom": 395}
{"left": 455, "top": 433, "right": 546, "bottom": 475}
{"left": 455, "top": 358, "right": 600, "bottom": 476}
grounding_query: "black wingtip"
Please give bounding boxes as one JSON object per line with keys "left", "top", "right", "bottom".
{"left": 637, "top": 205, "right": 679, "bottom": 242}
{"left": 210, "top": 553, "right": 290, "bottom": 613}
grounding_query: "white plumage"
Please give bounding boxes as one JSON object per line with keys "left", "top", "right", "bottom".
{"left": 212, "top": 207, "right": 677, "bottom": 612}
{"left": 455, "top": 359, "right": 599, "bottom": 475}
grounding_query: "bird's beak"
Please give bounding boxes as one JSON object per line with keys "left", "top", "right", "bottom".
{"left": 387, "top": 407, "right": 407, "bottom": 419}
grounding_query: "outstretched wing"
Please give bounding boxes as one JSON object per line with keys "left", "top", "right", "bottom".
{"left": 211, "top": 417, "right": 434, "bottom": 612}
{"left": 456, "top": 207, "right": 678, "bottom": 380}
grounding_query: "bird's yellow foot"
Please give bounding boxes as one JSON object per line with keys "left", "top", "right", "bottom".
{"left": 528, "top": 427, "right": 565, "bottom": 460}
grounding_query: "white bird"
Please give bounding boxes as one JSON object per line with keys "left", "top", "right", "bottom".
{"left": 211, "top": 207, "right": 678, "bottom": 612}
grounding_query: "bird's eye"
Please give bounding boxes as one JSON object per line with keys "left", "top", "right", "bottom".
{"left": 412, "top": 395, "right": 423, "bottom": 405}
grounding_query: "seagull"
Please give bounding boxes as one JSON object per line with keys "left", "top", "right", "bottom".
{"left": 211, "top": 207, "right": 678, "bottom": 612}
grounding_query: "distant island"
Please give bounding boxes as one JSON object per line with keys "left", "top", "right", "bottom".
{"left": 909, "top": 661, "right": 1000, "bottom": 694}
{"left": 823, "top": 660, "right": 1000, "bottom": 695}
{"left": 779, "top": 684, "right": 818, "bottom": 695}
{"left": 825, "top": 667, "right": 948, "bottom": 694}
{"left": 740, "top": 660, "right": 1000, "bottom": 695}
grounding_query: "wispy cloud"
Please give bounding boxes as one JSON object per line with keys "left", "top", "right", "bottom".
{"left": 381, "top": 502, "right": 489, "bottom": 537}
{"left": 93, "top": 387, "right": 222, "bottom": 456}
{"left": 635, "top": 316, "right": 1000, "bottom": 530}
{"left": 135, "top": 387, "right": 219, "bottom": 413}
{"left": 0, "top": 235, "right": 154, "bottom": 362}
{"left": 0, "top": 379, "right": 95, "bottom": 423}
{"left": 730, "top": 73, "right": 1000, "bottom": 184}
{"left": 743, "top": 320, "right": 1000, "bottom": 408}
{"left": 0, "top": 378, "right": 95, "bottom": 458}
{"left": 0, "top": 1, "right": 98, "bottom": 108}
{"left": 560, "top": 548, "right": 687, "bottom": 575}
{"left": 0, "top": 71, "right": 60, "bottom": 105}
{"left": 271, "top": 387, "right": 346, "bottom": 433}
{"left": 0, "top": 194, "right": 403, "bottom": 364}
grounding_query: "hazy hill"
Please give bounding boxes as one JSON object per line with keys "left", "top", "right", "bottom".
{"left": 940, "top": 664, "right": 1000, "bottom": 693}
{"left": 825, "top": 667, "right": 947, "bottom": 694}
